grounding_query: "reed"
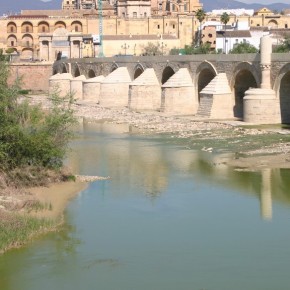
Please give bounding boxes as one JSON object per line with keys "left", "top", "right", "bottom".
{"left": 0, "top": 211, "right": 55, "bottom": 254}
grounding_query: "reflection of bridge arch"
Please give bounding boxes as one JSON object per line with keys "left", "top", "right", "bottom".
{"left": 196, "top": 61, "right": 217, "bottom": 101}
{"left": 231, "top": 62, "right": 259, "bottom": 119}
{"left": 274, "top": 63, "right": 290, "bottom": 124}
{"left": 161, "top": 66, "right": 175, "bottom": 84}
{"left": 133, "top": 64, "right": 145, "bottom": 79}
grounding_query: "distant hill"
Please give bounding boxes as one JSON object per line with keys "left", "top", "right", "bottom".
{"left": 202, "top": 0, "right": 290, "bottom": 12}
{"left": 0, "top": 0, "right": 62, "bottom": 15}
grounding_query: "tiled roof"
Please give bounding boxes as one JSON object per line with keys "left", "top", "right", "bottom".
{"left": 216, "top": 30, "right": 251, "bottom": 38}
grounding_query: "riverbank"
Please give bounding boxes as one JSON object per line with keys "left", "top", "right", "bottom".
{"left": 29, "top": 95, "right": 290, "bottom": 170}
{"left": 0, "top": 174, "right": 107, "bottom": 254}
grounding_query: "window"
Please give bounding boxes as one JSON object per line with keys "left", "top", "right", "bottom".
{"left": 208, "top": 33, "right": 212, "bottom": 38}
{"left": 133, "top": 12, "right": 137, "bottom": 18}
{"left": 286, "top": 24, "right": 288, "bottom": 28}
{"left": 75, "top": 25, "right": 79, "bottom": 32}
{"left": 243, "top": 39, "right": 246, "bottom": 43}
{"left": 10, "top": 27, "right": 14, "bottom": 33}
{"left": 26, "top": 26, "right": 29, "bottom": 32}
{"left": 144, "top": 12, "right": 147, "bottom": 17}
{"left": 235, "top": 39, "right": 238, "bottom": 43}
{"left": 157, "top": 24, "right": 160, "bottom": 29}
{"left": 122, "top": 12, "right": 125, "bottom": 17}
{"left": 11, "top": 41, "right": 14, "bottom": 46}
{"left": 26, "top": 40, "right": 30, "bottom": 47}
{"left": 42, "top": 26, "right": 46, "bottom": 32}
{"left": 173, "top": 24, "right": 175, "bottom": 29}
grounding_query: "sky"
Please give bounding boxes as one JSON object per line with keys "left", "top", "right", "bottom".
{"left": 241, "top": 0, "right": 290, "bottom": 3}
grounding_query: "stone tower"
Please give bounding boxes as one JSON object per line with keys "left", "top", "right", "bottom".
{"left": 62, "top": 0, "right": 77, "bottom": 9}
{"left": 62, "top": 0, "right": 97, "bottom": 10}
{"left": 163, "top": 0, "right": 202, "bottom": 14}
{"left": 117, "top": 0, "right": 151, "bottom": 18}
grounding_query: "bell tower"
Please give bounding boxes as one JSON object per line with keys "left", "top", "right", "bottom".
{"left": 62, "top": 0, "right": 78, "bottom": 9}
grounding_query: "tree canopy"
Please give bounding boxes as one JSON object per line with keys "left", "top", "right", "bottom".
{"left": 0, "top": 59, "right": 76, "bottom": 177}
{"left": 273, "top": 38, "right": 290, "bottom": 53}
{"left": 229, "top": 42, "right": 258, "bottom": 54}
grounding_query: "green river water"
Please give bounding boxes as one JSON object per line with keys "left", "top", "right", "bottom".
{"left": 1, "top": 120, "right": 290, "bottom": 290}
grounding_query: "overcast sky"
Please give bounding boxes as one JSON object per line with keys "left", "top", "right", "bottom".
{"left": 241, "top": 0, "right": 290, "bottom": 3}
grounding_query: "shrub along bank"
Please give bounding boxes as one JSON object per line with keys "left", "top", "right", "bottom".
{"left": 0, "top": 56, "right": 77, "bottom": 253}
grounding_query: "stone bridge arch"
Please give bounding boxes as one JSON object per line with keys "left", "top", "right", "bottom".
{"left": 110, "top": 63, "right": 119, "bottom": 73}
{"left": 231, "top": 62, "right": 259, "bottom": 119}
{"left": 88, "top": 69, "right": 96, "bottom": 78}
{"left": 274, "top": 63, "right": 290, "bottom": 124}
{"left": 133, "top": 63, "right": 146, "bottom": 79}
{"left": 71, "top": 63, "right": 81, "bottom": 77}
{"left": 161, "top": 65, "right": 176, "bottom": 84}
{"left": 61, "top": 62, "right": 68, "bottom": 73}
{"left": 195, "top": 61, "right": 217, "bottom": 101}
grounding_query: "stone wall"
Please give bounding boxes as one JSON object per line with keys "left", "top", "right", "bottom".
{"left": 8, "top": 63, "right": 53, "bottom": 93}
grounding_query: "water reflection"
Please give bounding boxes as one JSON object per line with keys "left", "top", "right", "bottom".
{"left": 68, "top": 118, "right": 290, "bottom": 221}
{"left": 2, "top": 119, "right": 290, "bottom": 290}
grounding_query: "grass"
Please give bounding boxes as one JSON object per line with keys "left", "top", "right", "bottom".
{"left": 0, "top": 211, "right": 56, "bottom": 254}
{"left": 25, "top": 200, "right": 53, "bottom": 213}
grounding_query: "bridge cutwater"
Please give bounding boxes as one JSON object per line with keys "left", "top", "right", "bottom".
{"left": 51, "top": 35, "right": 290, "bottom": 125}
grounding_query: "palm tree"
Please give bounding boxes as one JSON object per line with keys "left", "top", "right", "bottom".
{"left": 196, "top": 9, "right": 206, "bottom": 46}
{"left": 220, "top": 12, "right": 230, "bottom": 53}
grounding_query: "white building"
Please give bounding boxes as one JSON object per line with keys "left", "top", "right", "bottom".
{"left": 216, "top": 29, "right": 269, "bottom": 53}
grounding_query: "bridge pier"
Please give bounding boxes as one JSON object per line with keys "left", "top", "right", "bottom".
{"left": 161, "top": 68, "right": 197, "bottom": 115}
{"left": 83, "top": 76, "right": 105, "bottom": 102}
{"left": 129, "top": 69, "right": 161, "bottom": 111}
{"left": 71, "top": 75, "right": 86, "bottom": 100}
{"left": 243, "top": 35, "right": 281, "bottom": 124}
{"left": 99, "top": 67, "right": 132, "bottom": 108}
{"left": 198, "top": 73, "right": 233, "bottom": 119}
{"left": 49, "top": 73, "right": 73, "bottom": 97}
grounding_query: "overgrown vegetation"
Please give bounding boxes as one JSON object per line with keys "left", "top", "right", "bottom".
{"left": 273, "top": 38, "right": 290, "bottom": 53}
{"left": 141, "top": 42, "right": 163, "bottom": 56}
{"left": 0, "top": 61, "right": 76, "bottom": 174}
{"left": 170, "top": 43, "right": 217, "bottom": 55}
{"left": 0, "top": 211, "right": 55, "bottom": 254}
{"left": 229, "top": 42, "right": 259, "bottom": 54}
{"left": 0, "top": 54, "right": 77, "bottom": 253}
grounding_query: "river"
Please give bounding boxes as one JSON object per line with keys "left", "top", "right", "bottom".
{"left": 1, "top": 120, "right": 290, "bottom": 290}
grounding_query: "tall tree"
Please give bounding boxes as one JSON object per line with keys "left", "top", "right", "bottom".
{"left": 220, "top": 12, "right": 230, "bottom": 53}
{"left": 196, "top": 9, "right": 206, "bottom": 46}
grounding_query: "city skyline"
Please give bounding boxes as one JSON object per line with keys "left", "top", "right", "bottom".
{"left": 1, "top": 0, "right": 290, "bottom": 16}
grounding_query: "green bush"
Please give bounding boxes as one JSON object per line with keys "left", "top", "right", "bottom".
{"left": 0, "top": 58, "right": 76, "bottom": 172}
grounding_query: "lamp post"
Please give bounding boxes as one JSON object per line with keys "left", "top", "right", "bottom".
{"left": 160, "top": 41, "right": 167, "bottom": 55}
{"left": 121, "top": 43, "right": 129, "bottom": 55}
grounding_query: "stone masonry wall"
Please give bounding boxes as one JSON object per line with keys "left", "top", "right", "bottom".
{"left": 8, "top": 63, "right": 53, "bottom": 93}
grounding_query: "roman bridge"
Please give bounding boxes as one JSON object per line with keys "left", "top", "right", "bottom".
{"left": 51, "top": 36, "right": 290, "bottom": 124}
